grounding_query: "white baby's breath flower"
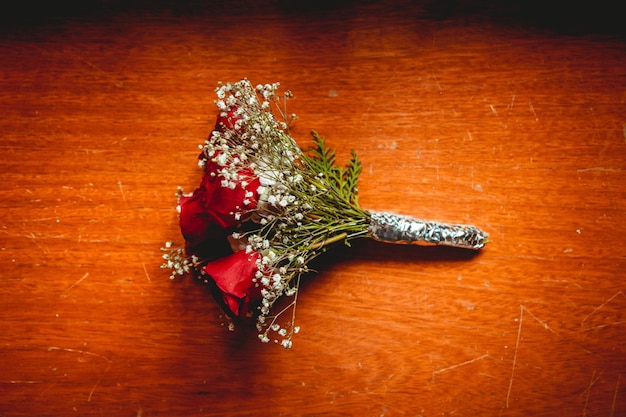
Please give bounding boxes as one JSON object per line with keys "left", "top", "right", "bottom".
{"left": 216, "top": 152, "right": 228, "bottom": 166}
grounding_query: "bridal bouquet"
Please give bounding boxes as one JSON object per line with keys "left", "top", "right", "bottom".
{"left": 162, "top": 79, "right": 488, "bottom": 348}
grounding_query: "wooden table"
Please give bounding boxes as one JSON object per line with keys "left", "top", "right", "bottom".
{"left": 2, "top": 2, "right": 625, "bottom": 415}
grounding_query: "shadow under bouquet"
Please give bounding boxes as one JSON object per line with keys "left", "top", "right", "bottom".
{"left": 162, "top": 79, "right": 488, "bottom": 348}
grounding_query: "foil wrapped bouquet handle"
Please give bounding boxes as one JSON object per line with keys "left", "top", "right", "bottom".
{"left": 162, "top": 79, "right": 488, "bottom": 348}
{"left": 369, "top": 212, "right": 488, "bottom": 250}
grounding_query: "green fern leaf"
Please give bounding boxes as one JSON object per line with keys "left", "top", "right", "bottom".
{"left": 304, "top": 131, "right": 361, "bottom": 207}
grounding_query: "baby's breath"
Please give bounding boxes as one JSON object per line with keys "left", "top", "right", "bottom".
{"left": 218, "top": 80, "right": 372, "bottom": 347}
{"left": 160, "top": 242, "right": 195, "bottom": 279}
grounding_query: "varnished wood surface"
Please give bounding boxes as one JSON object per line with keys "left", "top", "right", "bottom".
{"left": 1, "top": 2, "right": 625, "bottom": 416}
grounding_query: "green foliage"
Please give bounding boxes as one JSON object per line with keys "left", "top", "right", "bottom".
{"left": 304, "top": 131, "right": 362, "bottom": 206}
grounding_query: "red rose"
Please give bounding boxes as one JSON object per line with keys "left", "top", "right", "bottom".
{"left": 179, "top": 160, "right": 261, "bottom": 252}
{"left": 203, "top": 250, "right": 263, "bottom": 319}
{"left": 198, "top": 108, "right": 241, "bottom": 166}
{"left": 215, "top": 108, "right": 240, "bottom": 132}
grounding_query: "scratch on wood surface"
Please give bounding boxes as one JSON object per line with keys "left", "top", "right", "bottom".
{"left": 577, "top": 167, "right": 622, "bottom": 172}
{"left": 508, "top": 93, "right": 516, "bottom": 111}
{"left": 117, "top": 180, "right": 126, "bottom": 201}
{"left": 63, "top": 48, "right": 124, "bottom": 87}
{"left": 87, "top": 361, "right": 111, "bottom": 402}
{"left": 23, "top": 230, "right": 49, "bottom": 254}
{"left": 64, "top": 272, "right": 89, "bottom": 294}
{"left": 529, "top": 102, "right": 538, "bottom": 121}
{"left": 47, "top": 346, "right": 109, "bottom": 360}
{"left": 47, "top": 346, "right": 111, "bottom": 401}
{"left": 2, "top": 380, "right": 44, "bottom": 384}
{"left": 141, "top": 261, "right": 151, "bottom": 282}
{"left": 580, "top": 370, "right": 603, "bottom": 417}
{"left": 430, "top": 69, "right": 442, "bottom": 94}
{"left": 583, "top": 321, "right": 626, "bottom": 331}
{"left": 432, "top": 353, "right": 489, "bottom": 381}
{"left": 581, "top": 291, "right": 625, "bottom": 330}
{"left": 610, "top": 373, "right": 621, "bottom": 417}
{"left": 506, "top": 305, "right": 524, "bottom": 408}
{"left": 505, "top": 305, "right": 558, "bottom": 408}
{"left": 522, "top": 305, "right": 558, "bottom": 336}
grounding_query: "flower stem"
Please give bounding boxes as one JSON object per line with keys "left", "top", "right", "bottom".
{"left": 309, "top": 232, "right": 348, "bottom": 250}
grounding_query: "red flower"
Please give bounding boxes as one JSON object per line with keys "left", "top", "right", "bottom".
{"left": 215, "top": 108, "right": 240, "bottom": 132}
{"left": 198, "top": 108, "right": 241, "bottom": 167}
{"left": 179, "top": 159, "right": 261, "bottom": 253}
{"left": 203, "top": 250, "right": 262, "bottom": 319}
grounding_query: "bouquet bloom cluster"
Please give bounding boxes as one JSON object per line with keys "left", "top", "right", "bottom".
{"left": 163, "top": 79, "right": 488, "bottom": 348}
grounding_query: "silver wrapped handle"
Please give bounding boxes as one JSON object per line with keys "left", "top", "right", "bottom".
{"left": 368, "top": 212, "right": 488, "bottom": 250}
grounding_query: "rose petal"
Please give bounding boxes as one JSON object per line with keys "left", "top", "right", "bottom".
{"left": 203, "top": 250, "right": 262, "bottom": 318}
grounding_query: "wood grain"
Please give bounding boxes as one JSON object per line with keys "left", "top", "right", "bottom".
{"left": 1, "top": 1, "right": 625, "bottom": 416}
